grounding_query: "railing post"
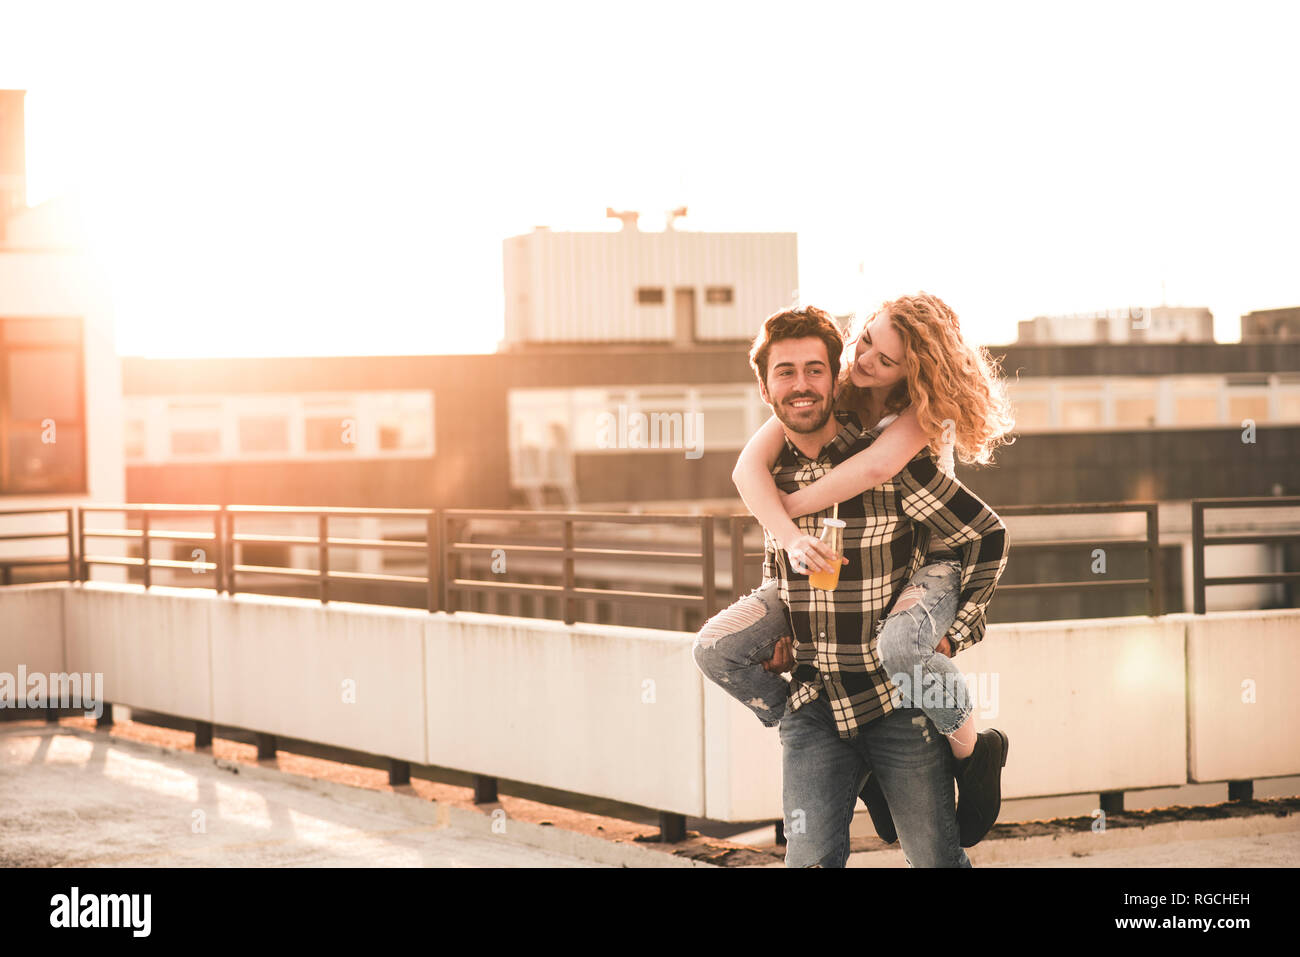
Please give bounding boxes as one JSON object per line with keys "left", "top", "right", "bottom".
{"left": 256, "top": 733, "right": 277, "bottom": 761}
{"left": 427, "top": 511, "right": 440, "bottom": 613}
{"left": 439, "top": 511, "right": 453, "bottom": 613}
{"left": 319, "top": 513, "right": 330, "bottom": 604}
{"left": 140, "top": 510, "right": 151, "bottom": 590}
{"left": 730, "top": 515, "right": 746, "bottom": 603}
{"left": 1145, "top": 503, "right": 1162, "bottom": 616}
{"left": 562, "top": 517, "right": 575, "bottom": 625}
{"left": 658, "top": 811, "right": 686, "bottom": 843}
{"left": 701, "top": 515, "right": 716, "bottom": 618}
{"left": 473, "top": 774, "right": 498, "bottom": 804}
{"left": 65, "top": 508, "right": 76, "bottom": 583}
{"left": 1192, "top": 500, "right": 1206, "bottom": 614}
{"left": 1227, "top": 779, "right": 1253, "bottom": 801}
{"left": 214, "top": 506, "right": 225, "bottom": 594}
{"left": 226, "top": 508, "right": 237, "bottom": 596}
{"left": 78, "top": 506, "right": 87, "bottom": 583}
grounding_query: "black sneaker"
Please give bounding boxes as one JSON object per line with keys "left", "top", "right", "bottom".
{"left": 954, "top": 728, "right": 1009, "bottom": 848}
{"left": 859, "top": 772, "right": 898, "bottom": 844}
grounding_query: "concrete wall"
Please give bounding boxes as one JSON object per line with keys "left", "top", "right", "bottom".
{"left": 0, "top": 583, "right": 66, "bottom": 678}
{"left": 210, "top": 592, "right": 428, "bottom": 765}
{"left": 63, "top": 582, "right": 212, "bottom": 721}
{"left": 1184, "top": 609, "right": 1300, "bottom": 782}
{"left": 425, "top": 611, "right": 704, "bottom": 816}
{"left": 2, "top": 583, "right": 1297, "bottom": 822}
{"left": 953, "top": 616, "right": 1189, "bottom": 798}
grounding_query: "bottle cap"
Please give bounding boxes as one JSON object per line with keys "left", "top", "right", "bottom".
{"left": 822, "top": 518, "right": 846, "bottom": 528}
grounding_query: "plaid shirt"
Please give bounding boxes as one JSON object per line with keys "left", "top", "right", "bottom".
{"left": 762, "top": 410, "right": 1010, "bottom": 740}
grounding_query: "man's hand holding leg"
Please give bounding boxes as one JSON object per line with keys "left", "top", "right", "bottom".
{"left": 763, "top": 635, "right": 795, "bottom": 673}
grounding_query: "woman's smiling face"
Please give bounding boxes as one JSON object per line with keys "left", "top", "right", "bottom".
{"left": 850, "top": 312, "right": 907, "bottom": 390}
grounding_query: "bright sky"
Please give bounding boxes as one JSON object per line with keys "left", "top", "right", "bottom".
{"left": 3, "top": 0, "right": 1297, "bottom": 357}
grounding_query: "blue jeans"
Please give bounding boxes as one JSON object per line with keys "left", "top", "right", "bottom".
{"left": 780, "top": 693, "right": 969, "bottom": 867}
{"left": 692, "top": 558, "right": 971, "bottom": 867}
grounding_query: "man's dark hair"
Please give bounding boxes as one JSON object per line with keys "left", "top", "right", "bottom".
{"left": 748, "top": 306, "right": 844, "bottom": 388}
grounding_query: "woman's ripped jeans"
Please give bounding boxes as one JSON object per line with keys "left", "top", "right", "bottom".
{"left": 691, "top": 559, "right": 972, "bottom": 735}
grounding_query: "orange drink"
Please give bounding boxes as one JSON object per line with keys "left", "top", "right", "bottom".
{"left": 808, "top": 517, "right": 846, "bottom": 591}
{"left": 808, "top": 563, "right": 841, "bottom": 591}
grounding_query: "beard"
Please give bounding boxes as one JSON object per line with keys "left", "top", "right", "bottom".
{"left": 773, "top": 392, "right": 834, "bottom": 434}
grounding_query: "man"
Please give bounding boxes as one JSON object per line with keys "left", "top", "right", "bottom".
{"left": 749, "top": 306, "right": 1009, "bottom": 868}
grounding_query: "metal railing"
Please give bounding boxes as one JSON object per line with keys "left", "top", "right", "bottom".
{"left": 993, "top": 501, "right": 1163, "bottom": 616}
{"left": 1191, "top": 496, "right": 1300, "bottom": 613}
{"left": 3, "top": 497, "right": 1298, "bottom": 621}
{"left": 442, "top": 509, "right": 718, "bottom": 624}
{"left": 64, "top": 504, "right": 725, "bottom": 625}
{"left": 0, "top": 506, "right": 76, "bottom": 585}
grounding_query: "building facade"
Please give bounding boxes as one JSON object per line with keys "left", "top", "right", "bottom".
{"left": 1018, "top": 305, "right": 1215, "bottom": 344}
{"left": 1241, "top": 306, "right": 1300, "bottom": 342}
{"left": 1, "top": 91, "right": 125, "bottom": 579}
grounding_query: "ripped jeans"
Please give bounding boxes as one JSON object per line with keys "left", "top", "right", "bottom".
{"left": 691, "top": 558, "right": 972, "bottom": 736}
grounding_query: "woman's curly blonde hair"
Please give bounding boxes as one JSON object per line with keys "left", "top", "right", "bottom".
{"left": 835, "top": 292, "right": 1017, "bottom": 467}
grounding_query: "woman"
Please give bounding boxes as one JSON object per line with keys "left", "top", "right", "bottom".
{"left": 692, "top": 292, "right": 1016, "bottom": 847}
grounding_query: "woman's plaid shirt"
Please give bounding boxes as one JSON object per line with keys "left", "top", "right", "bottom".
{"left": 762, "top": 410, "right": 1010, "bottom": 741}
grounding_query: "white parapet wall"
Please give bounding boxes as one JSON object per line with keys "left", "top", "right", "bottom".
{"left": 701, "top": 673, "right": 782, "bottom": 822}
{"left": 1184, "top": 609, "right": 1300, "bottom": 782}
{"left": 424, "top": 610, "right": 706, "bottom": 818}
{"left": 0, "top": 583, "right": 68, "bottom": 697}
{"left": 953, "top": 615, "right": 1190, "bottom": 799}
{"left": 209, "top": 590, "right": 429, "bottom": 765}
{"left": 62, "top": 582, "right": 213, "bottom": 723}
{"left": 2, "top": 583, "right": 1297, "bottom": 822}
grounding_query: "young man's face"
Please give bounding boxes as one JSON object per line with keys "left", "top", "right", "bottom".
{"left": 759, "top": 336, "right": 835, "bottom": 434}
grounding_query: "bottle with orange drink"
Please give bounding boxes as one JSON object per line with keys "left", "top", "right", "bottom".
{"left": 807, "top": 517, "right": 846, "bottom": 591}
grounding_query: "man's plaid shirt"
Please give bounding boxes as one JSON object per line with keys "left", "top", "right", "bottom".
{"left": 762, "top": 409, "right": 1010, "bottom": 740}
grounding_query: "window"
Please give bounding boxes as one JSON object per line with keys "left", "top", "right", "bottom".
{"left": 305, "top": 416, "right": 356, "bottom": 452}
{"left": 706, "top": 286, "right": 734, "bottom": 305}
{"left": 1228, "top": 395, "right": 1269, "bottom": 423}
{"left": 1010, "top": 398, "right": 1050, "bottom": 430}
{"left": 1060, "top": 400, "right": 1103, "bottom": 428}
{"left": 167, "top": 400, "right": 222, "bottom": 458}
{"left": 124, "top": 418, "right": 147, "bottom": 460}
{"left": 303, "top": 397, "right": 358, "bottom": 453}
{"left": 372, "top": 392, "right": 433, "bottom": 453}
{"left": 636, "top": 287, "right": 664, "bottom": 305}
{"left": 1175, "top": 397, "right": 1219, "bottom": 425}
{"left": 1280, "top": 391, "right": 1300, "bottom": 422}
{"left": 239, "top": 416, "right": 290, "bottom": 453}
{"left": 509, "top": 385, "right": 756, "bottom": 475}
{"left": 1114, "top": 398, "right": 1157, "bottom": 427}
{"left": 170, "top": 430, "right": 221, "bottom": 455}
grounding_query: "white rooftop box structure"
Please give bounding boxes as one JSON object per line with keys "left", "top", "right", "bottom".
{"left": 503, "top": 212, "right": 797, "bottom": 347}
